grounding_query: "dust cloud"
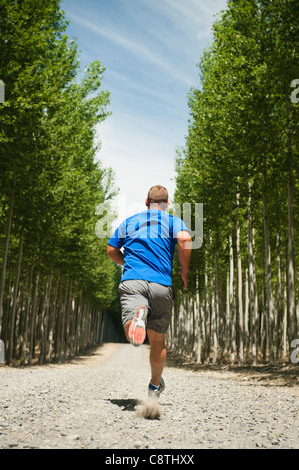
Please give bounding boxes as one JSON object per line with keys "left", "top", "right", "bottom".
{"left": 136, "top": 397, "right": 162, "bottom": 420}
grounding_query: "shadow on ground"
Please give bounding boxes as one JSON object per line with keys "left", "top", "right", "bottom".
{"left": 166, "top": 350, "right": 299, "bottom": 388}
{"left": 2, "top": 343, "right": 118, "bottom": 368}
{"left": 107, "top": 398, "right": 139, "bottom": 411}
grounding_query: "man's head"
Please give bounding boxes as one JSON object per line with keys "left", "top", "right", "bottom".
{"left": 146, "top": 185, "right": 169, "bottom": 211}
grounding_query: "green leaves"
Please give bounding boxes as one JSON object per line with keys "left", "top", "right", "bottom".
{"left": 0, "top": 0, "right": 118, "bottom": 313}
{"left": 173, "top": 0, "right": 298, "bottom": 362}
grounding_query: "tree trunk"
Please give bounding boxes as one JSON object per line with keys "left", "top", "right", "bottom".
{"left": 215, "top": 248, "right": 224, "bottom": 361}
{"left": 28, "top": 270, "right": 40, "bottom": 365}
{"left": 54, "top": 274, "right": 63, "bottom": 360}
{"left": 236, "top": 192, "right": 244, "bottom": 364}
{"left": 195, "top": 274, "right": 203, "bottom": 362}
{"left": 59, "top": 278, "right": 69, "bottom": 361}
{"left": 229, "top": 229, "right": 236, "bottom": 363}
{"left": 283, "top": 272, "right": 288, "bottom": 359}
{"left": 261, "top": 230, "right": 268, "bottom": 361}
{"left": 39, "top": 274, "right": 51, "bottom": 364}
{"left": 21, "top": 250, "right": 36, "bottom": 365}
{"left": 244, "top": 267, "right": 249, "bottom": 362}
{"left": 286, "top": 96, "right": 297, "bottom": 342}
{"left": 2, "top": 264, "right": 13, "bottom": 347}
{"left": 48, "top": 272, "right": 59, "bottom": 362}
{"left": 204, "top": 255, "right": 211, "bottom": 363}
{"left": 210, "top": 249, "right": 218, "bottom": 364}
{"left": 0, "top": 182, "right": 15, "bottom": 339}
{"left": 252, "top": 228, "right": 259, "bottom": 364}
{"left": 7, "top": 234, "right": 23, "bottom": 365}
{"left": 69, "top": 281, "right": 77, "bottom": 357}
{"left": 18, "top": 266, "right": 29, "bottom": 358}
{"left": 262, "top": 156, "right": 274, "bottom": 363}
{"left": 248, "top": 187, "right": 257, "bottom": 364}
{"left": 75, "top": 289, "right": 83, "bottom": 354}
{"left": 64, "top": 280, "right": 73, "bottom": 358}
{"left": 275, "top": 193, "right": 283, "bottom": 360}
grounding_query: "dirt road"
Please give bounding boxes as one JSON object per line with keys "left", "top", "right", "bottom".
{"left": 0, "top": 343, "right": 298, "bottom": 449}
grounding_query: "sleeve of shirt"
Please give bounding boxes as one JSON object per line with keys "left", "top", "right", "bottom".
{"left": 107, "top": 220, "right": 126, "bottom": 249}
{"left": 172, "top": 216, "right": 191, "bottom": 238}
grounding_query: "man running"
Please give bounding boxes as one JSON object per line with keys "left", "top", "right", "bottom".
{"left": 107, "top": 185, "right": 191, "bottom": 398}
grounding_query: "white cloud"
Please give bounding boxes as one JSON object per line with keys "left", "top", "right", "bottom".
{"left": 107, "top": 69, "right": 176, "bottom": 105}
{"left": 96, "top": 111, "right": 178, "bottom": 213}
{"left": 136, "top": 0, "right": 226, "bottom": 38}
{"left": 68, "top": 12, "right": 192, "bottom": 86}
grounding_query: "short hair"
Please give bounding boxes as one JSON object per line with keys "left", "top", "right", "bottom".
{"left": 147, "top": 185, "right": 169, "bottom": 204}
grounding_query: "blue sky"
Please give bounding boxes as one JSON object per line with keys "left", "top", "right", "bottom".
{"left": 61, "top": 0, "right": 227, "bottom": 217}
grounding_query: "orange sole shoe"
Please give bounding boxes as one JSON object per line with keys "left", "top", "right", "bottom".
{"left": 128, "top": 306, "right": 148, "bottom": 346}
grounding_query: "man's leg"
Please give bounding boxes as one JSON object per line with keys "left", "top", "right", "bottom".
{"left": 119, "top": 281, "right": 149, "bottom": 346}
{"left": 147, "top": 329, "right": 166, "bottom": 386}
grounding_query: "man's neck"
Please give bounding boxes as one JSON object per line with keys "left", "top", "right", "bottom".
{"left": 148, "top": 207, "right": 165, "bottom": 212}
{"left": 147, "top": 203, "right": 167, "bottom": 211}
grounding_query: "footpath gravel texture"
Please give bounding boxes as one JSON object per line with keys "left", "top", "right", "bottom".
{"left": 0, "top": 343, "right": 298, "bottom": 450}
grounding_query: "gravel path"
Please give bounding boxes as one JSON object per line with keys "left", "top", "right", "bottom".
{"left": 0, "top": 343, "right": 298, "bottom": 450}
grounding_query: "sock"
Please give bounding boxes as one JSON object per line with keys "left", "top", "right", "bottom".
{"left": 149, "top": 382, "right": 159, "bottom": 390}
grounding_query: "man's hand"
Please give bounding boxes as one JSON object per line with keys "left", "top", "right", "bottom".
{"left": 176, "top": 230, "right": 192, "bottom": 290}
{"left": 179, "top": 269, "right": 189, "bottom": 290}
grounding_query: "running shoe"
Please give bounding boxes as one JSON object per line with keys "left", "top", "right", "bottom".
{"left": 128, "top": 306, "right": 148, "bottom": 346}
{"left": 148, "top": 377, "right": 165, "bottom": 398}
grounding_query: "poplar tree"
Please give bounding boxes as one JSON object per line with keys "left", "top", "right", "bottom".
{"left": 0, "top": 0, "right": 118, "bottom": 364}
{"left": 171, "top": 0, "right": 299, "bottom": 364}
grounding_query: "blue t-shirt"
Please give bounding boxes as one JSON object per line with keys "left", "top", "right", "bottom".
{"left": 108, "top": 209, "right": 190, "bottom": 286}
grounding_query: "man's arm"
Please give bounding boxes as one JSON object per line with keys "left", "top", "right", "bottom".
{"left": 107, "top": 244, "right": 125, "bottom": 266}
{"left": 176, "top": 230, "right": 192, "bottom": 289}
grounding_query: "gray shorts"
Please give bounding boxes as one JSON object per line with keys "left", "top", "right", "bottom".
{"left": 118, "top": 280, "right": 174, "bottom": 334}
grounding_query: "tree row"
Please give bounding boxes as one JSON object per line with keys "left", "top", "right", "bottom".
{"left": 170, "top": 0, "right": 299, "bottom": 365}
{"left": 0, "top": 0, "right": 118, "bottom": 364}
